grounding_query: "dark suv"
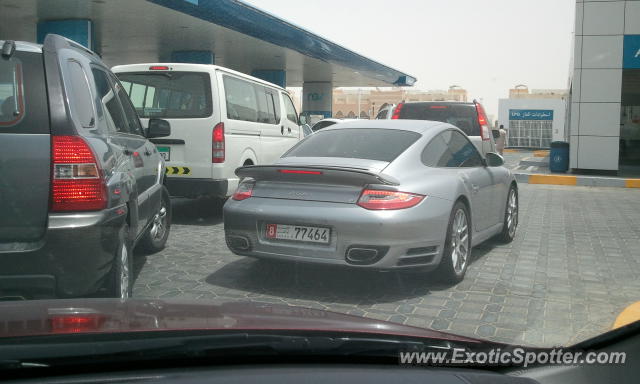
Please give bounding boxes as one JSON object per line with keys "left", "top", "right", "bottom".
{"left": 376, "top": 101, "right": 497, "bottom": 156}
{"left": 0, "top": 35, "right": 172, "bottom": 299}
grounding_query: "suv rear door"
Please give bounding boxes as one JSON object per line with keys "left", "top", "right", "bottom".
{"left": 393, "top": 102, "right": 495, "bottom": 155}
{"left": 0, "top": 45, "right": 51, "bottom": 244}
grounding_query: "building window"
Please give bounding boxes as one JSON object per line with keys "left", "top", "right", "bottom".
{"left": 506, "top": 109, "right": 554, "bottom": 149}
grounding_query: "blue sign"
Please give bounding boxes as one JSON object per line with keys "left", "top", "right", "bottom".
{"left": 509, "top": 109, "right": 554, "bottom": 121}
{"left": 623, "top": 35, "right": 640, "bottom": 69}
{"left": 37, "top": 20, "right": 94, "bottom": 50}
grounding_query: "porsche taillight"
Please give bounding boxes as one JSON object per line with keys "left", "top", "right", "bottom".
{"left": 357, "top": 189, "right": 425, "bottom": 210}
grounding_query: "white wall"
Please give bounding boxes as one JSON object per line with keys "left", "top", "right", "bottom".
{"left": 498, "top": 98, "right": 567, "bottom": 144}
{"left": 569, "top": 0, "right": 632, "bottom": 170}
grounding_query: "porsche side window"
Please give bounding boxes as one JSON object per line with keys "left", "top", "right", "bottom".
{"left": 422, "top": 130, "right": 483, "bottom": 167}
{"left": 448, "top": 131, "right": 484, "bottom": 167}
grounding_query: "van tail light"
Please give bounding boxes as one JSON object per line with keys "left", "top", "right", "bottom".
{"left": 391, "top": 103, "right": 404, "bottom": 119}
{"left": 475, "top": 102, "right": 491, "bottom": 141}
{"left": 357, "top": 189, "right": 425, "bottom": 210}
{"left": 232, "top": 180, "right": 254, "bottom": 201}
{"left": 212, "top": 122, "right": 225, "bottom": 163}
{"left": 51, "top": 135, "right": 107, "bottom": 212}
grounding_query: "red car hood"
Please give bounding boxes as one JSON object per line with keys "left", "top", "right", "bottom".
{"left": 0, "top": 299, "right": 481, "bottom": 343}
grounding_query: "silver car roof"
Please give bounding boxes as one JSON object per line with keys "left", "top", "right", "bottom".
{"left": 323, "top": 119, "right": 451, "bottom": 134}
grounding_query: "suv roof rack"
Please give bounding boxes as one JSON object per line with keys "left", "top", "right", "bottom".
{"left": 1, "top": 40, "right": 16, "bottom": 58}
{"left": 42, "top": 34, "right": 100, "bottom": 59}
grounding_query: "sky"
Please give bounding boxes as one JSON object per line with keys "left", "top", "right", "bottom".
{"left": 244, "top": 0, "right": 575, "bottom": 119}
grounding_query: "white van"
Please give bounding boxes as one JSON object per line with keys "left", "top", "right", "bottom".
{"left": 112, "top": 63, "right": 303, "bottom": 198}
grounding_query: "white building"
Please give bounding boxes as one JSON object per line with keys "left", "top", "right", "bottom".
{"left": 568, "top": 0, "right": 640, "bottom": 171}
{"left": 498, "top": 99, "right": 567, "bottom": 148}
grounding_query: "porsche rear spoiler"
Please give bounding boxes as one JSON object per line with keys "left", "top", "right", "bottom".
{"left": 235, "top": 165, "right": 400, "bottom": 187}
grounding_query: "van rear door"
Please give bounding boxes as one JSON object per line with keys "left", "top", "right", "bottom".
{"left": 116, "top": 70, "right": 215, "bottom": 180}
{"left": 0, "top": 47, "right": 51, "bottom": 243}
{"left": 280, "top": 91, "right": 301, "bottom": 145}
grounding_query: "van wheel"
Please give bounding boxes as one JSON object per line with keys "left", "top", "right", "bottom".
{"left": 435, "top": 201, "right": 471, "bottom": 284}
{"left": 138, "top": 186, "right": 172, "bottom": 253}
{"left": 107, "top": 223, "right": 133, "bottom": 299}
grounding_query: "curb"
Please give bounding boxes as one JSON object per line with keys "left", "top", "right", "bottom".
{"left": 613, "top": 302, "right": 640, "bottom": 329}
{"left": 519, "top": 157, "right": 549, "bottom": 167}
{"left": 514, "top": 173, "right": 640, "bottom": 188}
{"left": 532, "top": 150, "right": 549, "bottom": 158}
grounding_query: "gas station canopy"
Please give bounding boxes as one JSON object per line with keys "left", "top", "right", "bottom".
{"left": 0, "top": 0, "right": 416, "bottom": 88}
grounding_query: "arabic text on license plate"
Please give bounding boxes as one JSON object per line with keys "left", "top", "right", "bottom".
{"left": 157, "top": 146, "right": 170, "bottom": 161}
{"left": 265, "top": 224, "right": 330, "bottom": 244}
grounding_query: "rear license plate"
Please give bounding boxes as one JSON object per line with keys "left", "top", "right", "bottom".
{"left": 157, "top": 146, "right": 170, "bottom": 161}
{"left": 265, "top": 224, "right": 330, "bottom": 244}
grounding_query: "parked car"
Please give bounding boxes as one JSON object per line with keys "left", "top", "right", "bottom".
{"left": 376, "top": 101, "right": 496, "bottom": 156}
{"left": 301, "top": 123, "right": 313, "bottom": 137}
{"left": 311, "top": 118, "right": 359, "bottom": 132}
{"left": 223, "top": 120, "right": 518, "bottom": 283}
{"left": 113, "top": 63, "right": 304, "bottom": 199}
{"left": 0, "top": 35, "right": 172, "bottom": 299}
{"left": 311, "top": 118, "right": 343, "bottom": 132}
{"left": 374, "top": 104, "right": 396, "bottom": 120}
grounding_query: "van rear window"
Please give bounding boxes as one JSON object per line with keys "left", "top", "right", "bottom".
{"left": 117, "top": 72, "right": 212, "bottom": 118}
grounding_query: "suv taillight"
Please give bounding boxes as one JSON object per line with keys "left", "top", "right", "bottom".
{"left": 357, "top": 189, "right": 425, "bottom": 210}
{"left": 391, "top": 103, "right": 404, "bottom": 119}
{"left": 212, "top": 122, "right": 225, "bottom": 163}
{"left": 51, "top": 135, "right": 107, "bottom": 212}
{"left": 475, "top": 103, "right": 491, "bottom": 141}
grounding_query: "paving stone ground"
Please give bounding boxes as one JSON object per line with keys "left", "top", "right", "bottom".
{"left": 133, "top": 184, "right": 640, "bottom": 347}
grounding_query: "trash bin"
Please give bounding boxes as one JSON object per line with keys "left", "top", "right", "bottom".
{"left": 549, "top": 141, "right": 570, "bottom": 173}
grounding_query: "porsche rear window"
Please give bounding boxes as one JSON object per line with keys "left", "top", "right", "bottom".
{"left": 284, "top": 128, "right": 420, "bottom": 162}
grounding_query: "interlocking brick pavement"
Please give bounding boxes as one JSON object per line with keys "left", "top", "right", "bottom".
{"left": 133, "top": 184, "right": 640, "bottom": 347}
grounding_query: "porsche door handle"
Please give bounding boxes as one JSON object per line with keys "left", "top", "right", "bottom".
{"left": 471, "top": 184, "right": 480, "bottom": 194}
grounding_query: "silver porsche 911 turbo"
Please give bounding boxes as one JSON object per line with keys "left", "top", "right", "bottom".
{"left": 223, "top": 120, "right": 518, "bottom": 283}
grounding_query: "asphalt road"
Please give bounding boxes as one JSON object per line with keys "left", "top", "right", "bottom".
{"left": 133, "top": 183, "right": 640, "bottom": 347}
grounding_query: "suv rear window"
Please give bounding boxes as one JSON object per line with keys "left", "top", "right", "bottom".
{"left": 0, "top": 58, "right": 24, "bottom": 126}
{"left": 284, "top": 128, "right": 420, "bottom": 162}
{"left": 396, "top": 103, "right": 480, "bottom": 136}
{"left": 0, "top": 51, "right": 48, "bottom": 134}
{"left": 117, "top": 71, "right": 212, "bottom": 118}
